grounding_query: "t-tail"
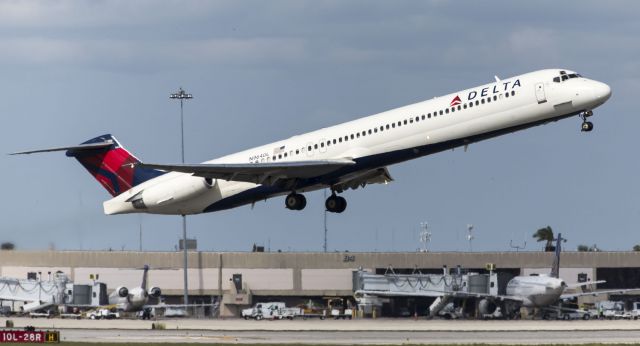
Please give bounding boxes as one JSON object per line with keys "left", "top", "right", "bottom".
{"left": 141, "top": 264, "right": 149, "bottom": 291}
{"left": 550, "top": 233, "right": 562, "bottom": 278}
{"left": 11, "top": 134, "right": 164, "bottom": 196}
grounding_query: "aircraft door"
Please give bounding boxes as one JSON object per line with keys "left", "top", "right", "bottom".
{"left": 535, "top": 83, "right": 547, "bottom": 104}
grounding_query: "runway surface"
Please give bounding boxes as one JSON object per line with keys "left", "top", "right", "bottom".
{"left": 3, "top": 318, "right": 640, "bottom": 344}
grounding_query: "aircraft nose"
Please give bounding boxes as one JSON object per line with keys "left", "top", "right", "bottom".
{"left": 593, "top": 81, "right": 612, "bottom": 102}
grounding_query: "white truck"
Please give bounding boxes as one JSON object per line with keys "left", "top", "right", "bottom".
{"left": 87, "top": 308, "right": 120, "bottom": 320}
{"left": 242, "top": 302, "right": 288, "bottom": 320}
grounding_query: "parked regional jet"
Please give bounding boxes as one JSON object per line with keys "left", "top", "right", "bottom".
{"left": 109, "top": 265, "right": 161, "bottom": 312}
{"left": 12, "top": 69, "right": 611, "bottom": 215}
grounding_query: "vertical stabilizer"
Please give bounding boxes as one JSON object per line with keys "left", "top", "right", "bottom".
{"left": 550, "top": 233, "right": 562, "bottom": 278}
{"left": 141, "top": 264, "right": 149, "bottom": 290}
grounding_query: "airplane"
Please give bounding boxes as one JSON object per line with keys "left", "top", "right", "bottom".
{"left": 11, "top": 69, "right": 611, "bottom": 215}
{"left": 355, "top": 234, "right": 635, "bottom": 319}
{"left": 108, "top": 265, "right": 161, "bottom": 312}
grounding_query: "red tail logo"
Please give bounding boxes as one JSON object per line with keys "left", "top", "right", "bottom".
{"left": 450, "top": 95, "right": 461, "bottom": 107}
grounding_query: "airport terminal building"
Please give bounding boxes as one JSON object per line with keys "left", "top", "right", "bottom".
{"left": 1, "top": 250, "right": 639, "bottom": 317}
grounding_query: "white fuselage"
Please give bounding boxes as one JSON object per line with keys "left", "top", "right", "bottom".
{"left": 103, "top": 69, "right": 611, "bottom": 215}
{"left": 108, "top": 286, "right": 147, "bottom": 312}
{"left": 506, "top": 275, "right": 566, "bottom": 307}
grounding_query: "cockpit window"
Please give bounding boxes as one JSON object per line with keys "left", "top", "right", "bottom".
{"left": 553, "top": 71, "right": 582, "bottom": 83}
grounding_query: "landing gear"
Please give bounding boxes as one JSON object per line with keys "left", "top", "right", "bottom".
{"left": 325, "top": 194, "right": 347, "bottom": 213}
{"left": 285, "top": 193, "right": 307, "bottom": 210}
{"left": 580, "top": 110, "right": 594, "bottom": 132}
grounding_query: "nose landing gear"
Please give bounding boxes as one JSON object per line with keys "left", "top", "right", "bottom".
{"left": 580, "top": 110, "right": 594, "bottom": 132}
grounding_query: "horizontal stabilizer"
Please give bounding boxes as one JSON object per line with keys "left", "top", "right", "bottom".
{"left": 10, "top": 141, "right": 114, "bottom": 155}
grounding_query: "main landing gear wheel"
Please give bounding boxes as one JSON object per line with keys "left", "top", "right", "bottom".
{"left": 580, "top": 110, "right": 594, "bottom": 132}
{"left": 285, "top": 193, "right": 307, "bottom": 210}
{"left": 325, "top": 194, "right": 347, "bottom": 213}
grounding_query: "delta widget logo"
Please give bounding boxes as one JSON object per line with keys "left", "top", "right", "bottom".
{"left": 450, "top": 95, "right": 461, "bottom": 107}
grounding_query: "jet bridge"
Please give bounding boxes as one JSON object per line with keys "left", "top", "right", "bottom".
{"left": 353, "top": 267, "right": 498, "bottom": 317}
{"left": 0, "top": 272, "right": 108, "bottom": 313}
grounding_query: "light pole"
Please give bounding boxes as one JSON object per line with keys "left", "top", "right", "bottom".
{"left": 170, "top": 87, "right": 193, "bottom": 306}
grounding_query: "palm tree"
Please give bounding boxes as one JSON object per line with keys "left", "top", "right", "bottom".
{"left": 532, "top": 226, "right": 555, "bottom": 252}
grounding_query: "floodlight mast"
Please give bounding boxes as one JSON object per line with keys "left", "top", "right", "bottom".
{"left": 169, "top": 87, "right": 193, "bottom": 307}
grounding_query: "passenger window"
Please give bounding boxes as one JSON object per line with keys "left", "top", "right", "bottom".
{"left": 475, "top": 100, "right": 479, "bottom": 106}
{"left": 321, "top": 142, "right": 324, "bottom": 148}
{"left": 481, "top": 99, "right": 485, "bottom": 104}
{"left": 284, "top": 153, "right": 287, "bottom": 157}
{"left": 409, "top": 118, "right": 413, "bottom": 123}
{"left": 374, "top": 128, "right": 378, "bottom": 133}
{"left": 421, "top": 115, "right": 425, "bottom": 120}
{"left": 463, "top": 104, "right": 467, "bottom": 109}
{"left": 398, "top": 121, "right": 402, "bottom": 127}
{"left": 493, "top": 95, "right": 497, "bottom": 101}
{"left": 314, "top": 144, "right": 318, "bottom": 149}
{"left": 427, "top": 113, "right": 431, "bottom": 118}
{"left": 333, "top": 139, "right": 336, "bottom": 144}
{"left": 350, "top": 134, "right": 354, "bottom": 139}
{"left": 451, "top": 107, "right": 455, "bottom": 113}
{"left": 439, "top": 110, "right": 443, "bottom": 115}
{"left": 338, "top": 138, "right": 342, "bottom": 143}
{"left": 392, "top": 123, "right": 396, "bottom": 128}
{"left": 296, "top": 149, "right": 299, "bottom": 154}
{"left": 272, "top": 156, "right": 276, "bottom": 161}
{"left": 308, "top": 146, "right": 312, "bottom": 151}
{"left": 380, "top": 126, "right": 383, "bottom": 131}
{"left": 445, "top": 108, "right": 449, "bottom": 114}
{"left": 505, "top": 92, "right": 509, "bottom": 98}
{"left": 403, "top": 120, "right": 408, "bottom": 125}
{"left": 386, "top": 124, "right": 390, "bottom": 130}
{"left": 511, "top": 90, "right": 515, "bottom": 96}
{"left": 278, "top": 154, "right": 282, "bottom": 159}
{"left": 457, "top": 105, "right": 461, "bottom": 110}
{"left": 367, "top": 129, "right": 371, "bottom": 135}
{"left": 415, "top": 116, "right": 419, "bottom": 122}
{"left": 356, "top": 133, "right": 360, "bottom": 138}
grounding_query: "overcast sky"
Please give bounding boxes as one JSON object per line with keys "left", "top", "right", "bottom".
{"left": 1, "top": 1, "right": 638, "bottom": 253}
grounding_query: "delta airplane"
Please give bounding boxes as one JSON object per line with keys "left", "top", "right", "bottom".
{"left": 12, "top": 69, "right": 611, "bottom": 215}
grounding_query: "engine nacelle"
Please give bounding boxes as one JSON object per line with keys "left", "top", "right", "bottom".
{"left": 116, "top": 286, "right": 129, "bottom": 298}
{"left": 148, "top": 287, "right": 161, "bottom": 298}
{"left": 478, "top": 298, "right": 498, "bottom": 315}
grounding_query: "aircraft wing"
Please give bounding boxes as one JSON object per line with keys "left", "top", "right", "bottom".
{"left": 355, "top": 290, "right": 525, "bottom": 302}
{"left": 137, "top": 159, "right": 356, "bottom": 185}
{"left": 560, "top": 288, "right": 640, "bottom": 300}
{"left": 564, "top": 280, "right": 606, "bottom": 289}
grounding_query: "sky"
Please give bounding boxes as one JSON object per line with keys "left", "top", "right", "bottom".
{"left": 1, "top": 1, "right": 639, "bottom": 253}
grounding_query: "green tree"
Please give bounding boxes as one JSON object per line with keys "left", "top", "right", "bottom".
{"left": 532, "top": 226, "right": 555, "bottom": 252}
{"left": 0, "top": 242, "right": 15, "bottom": 250}
{"left": 577, "top": 244, "right": 590, "bottom": 252}
{"left": 634, "top": 245, "right": 640, "bottom": 252}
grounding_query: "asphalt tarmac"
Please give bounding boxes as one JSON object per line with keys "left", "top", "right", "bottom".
{"left": 3, "top": 317, "right": 640, "bottom": 344}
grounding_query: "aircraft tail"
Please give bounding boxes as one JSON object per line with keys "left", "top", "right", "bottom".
{"left": 141, "top": 264, "right": 149, "bottom": 290}
{"left": 65, "top": 134, "right": 164, "bottom": 196}
{"left": 550, "top": 233, "right": 562, "bottom": 278}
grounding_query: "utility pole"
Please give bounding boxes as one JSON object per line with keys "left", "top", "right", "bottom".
{"left": 323, "top": 189, "right": 328, "bottom": 252}
{"left": 170, "top": 87, "right": 193, "bottom": 306}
